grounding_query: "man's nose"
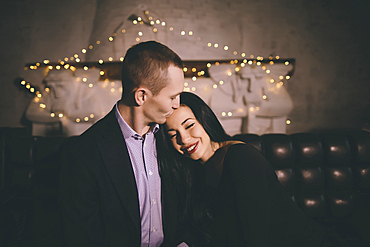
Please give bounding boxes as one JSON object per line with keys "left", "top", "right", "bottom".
{"left": 172, "top": 95, "right": 180, "bottom": 109}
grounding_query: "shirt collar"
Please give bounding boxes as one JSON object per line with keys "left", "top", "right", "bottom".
{"left": 114, "top": 102, "right": 160, "bottom": 139}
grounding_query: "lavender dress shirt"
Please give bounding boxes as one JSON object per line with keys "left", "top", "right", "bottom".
{"left": 115, "top": 104, "right": 164, "bottom": 247}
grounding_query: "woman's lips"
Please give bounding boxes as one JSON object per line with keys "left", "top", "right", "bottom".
{"left": 185, "top": 141, "right": 199, "bottom": 155}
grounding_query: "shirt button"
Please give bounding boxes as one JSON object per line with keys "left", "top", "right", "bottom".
{"left": 152, "top": 199, "right": 156, "bottom": 205}
{"left": 152, "top": 227, "right": 156, "bottom": 232}
{"left": 149, "top": 171, "right": 153, "bottom": 175}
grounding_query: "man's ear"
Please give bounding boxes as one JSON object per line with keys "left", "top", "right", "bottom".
{"left": 134, "top": 87, "right": 149, "bottom": 106}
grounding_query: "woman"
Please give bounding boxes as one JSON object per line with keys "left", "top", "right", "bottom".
{"left": 156, "top": 92, "right": 345, "bottom": 247}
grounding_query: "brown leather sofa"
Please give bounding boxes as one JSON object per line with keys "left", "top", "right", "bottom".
{"left": 1, "top": 127, "right": 369, "bottom": 246}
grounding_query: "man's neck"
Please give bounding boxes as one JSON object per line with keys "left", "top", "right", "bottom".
{"left": 117, "top": 103, "right": 150, "bottom": 136}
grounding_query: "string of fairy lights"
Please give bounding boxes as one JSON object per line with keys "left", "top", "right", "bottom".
{"left": 22, "top": 9, "right": 292, "bottom": 125}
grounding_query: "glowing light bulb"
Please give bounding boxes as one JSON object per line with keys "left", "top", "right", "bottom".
{"left": 88, "top": 45, "right": 93, "bottom": 49}
{"left": 219, "top": 80, "right": 224, "bottom": 85}
{"left": 228, "top": 112, "right": 232, "bottom": 116}
{"left": 138, "top": 32, "right": 143, "bottom": 36}
{"left": 192, "top": 76, "right": 196, "bottom": 81}
{"left": 207, "top": 43, "right": 212, "bottom": 47}
{"left": 270, "top": 79, "right": 275, "bottom": 83}
{"left": 76, "top": 58, "right": 80, "bottom": 63}
{"left": 84, "top": 117, "right": 89, "bottom": 121}
{"left": 156, "top": 20, "right": 160, "bottom": 24}
{"left": 76, "top": 118, "right": 81, "bottom": 123}
{"left": 89, "top": 84, "right": 93, "bottom": 88}
{"left": 222, "top": 112, "right": 226, "bottom": 116}
{"left": 162, "top": 22, "right": 166, "bottom": 26}
{"left": 181, "top": 31, "right": 185, "bottom": 35}
{"left": 188, "top": 31, "right": 193, "bottom": 35}
{"left": 224, "top": 46, "right": 229, "bottom": 50}
{"left": 233, "top": 51, "right": 237, "bottom": 55}
{"left": 191, "top": 87, "right": 196, "bottom": 91}
{"left": 21, "top": 80, "right": 26, "bottom": 85}
{"left": 286, "top": 119, "right": 291, "bottom": 125}
{"left": 43, "top": 60, "right": 49, "bottom": 64}
{"left": 213, "top": 84, "right": 217, "bottom": 89}
{"left": 241, "top": 53, "right": 246, "bottom": 57}
{"left": 82, "top": 49, "right": 86, "bottom": 53}
{"left": 153, "top": 28, "right": 157, "bottom": 32}
{"left": 227, "top": 72, "right": 232, "bottom": 76}
{"left": 108, "top": 57, "right": 113, "bottom": 61}
{"left": 99, "top": 59, "right": 103, "bottom": 64}
{"left": 133, "top": 20, "right": 138, "bottom": 24}
{"left": 121, "top": 29, "right": 126, "bottom": 33}
{"left": 262, "top": 95, "right": 267, "bottom": 100}
{"left": 83, "top": 78, "right": 87, "bottom": 82}
{"left": 286, "top": 75, "right": 291, "bottom": 80}
{"left": 90, "top": 114, "right": 94, "bottom": 118}
{"left": 184, "top": 82, "right": 188, "bottom": 87}
{"left": 183, "top": 67, "right": 188, "bottom": 72}
{"left": 84, "top": 66, "right": 88, "bottom": 70}
{"left": 109, "top": 37, "right": 113, "bottom": 41}
{"left": 207, "top": 63, "right": 211, "bottom": 67}
{"left": 192, "top": 68, "right": 196, "bottom": 72}
{"left": 150, "top": 21, "right": 155, "bottom": 25}
{"left": 50, "top": 113, "right": 55, "bottom": 117}
{"left": 214, "top": 43, "right": 219, "bottom": 48}
{"left": 100, "top": 71, "right": 104, "bottom": 75}
{"left": 285, "top": 61, "right": 290, "bottom": 65}
{"left": 120, "top": 57, "right": 124, "bottom": 61}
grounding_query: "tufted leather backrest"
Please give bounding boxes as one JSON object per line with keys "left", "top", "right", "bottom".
{"left": 233, "top": 130, "right": 370, "bottom": 221}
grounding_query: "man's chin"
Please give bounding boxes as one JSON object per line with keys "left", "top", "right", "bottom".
{"left": 158, "top": 119, "right": 166, "bottom": 124}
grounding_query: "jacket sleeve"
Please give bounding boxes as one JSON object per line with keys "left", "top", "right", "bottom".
{"left": 59, "top": 140, "right": 104, "bottom": 247}
{"left": 224, "top": 144, "right": 273, "bottom": 247}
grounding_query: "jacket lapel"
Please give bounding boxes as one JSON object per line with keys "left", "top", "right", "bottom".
{"left": 96, "top": 109, "right": 141, "bottom": 237}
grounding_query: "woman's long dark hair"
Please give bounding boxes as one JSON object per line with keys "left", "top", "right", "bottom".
{"left": 156, "top": 92, "right": 231, "bottom": 245}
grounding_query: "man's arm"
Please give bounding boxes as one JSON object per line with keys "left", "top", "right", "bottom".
{"left": 59, "top": 142, "right": 103, "bottom": 247}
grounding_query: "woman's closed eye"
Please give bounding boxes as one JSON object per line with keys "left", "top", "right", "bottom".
{"left": 169, "top": 132, "right": 177, "bottom": 139}
{"left": 185, "top": 123, "right": 195, "bottom": 129}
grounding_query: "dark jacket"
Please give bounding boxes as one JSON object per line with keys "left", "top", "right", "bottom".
{"left": 59, "top": 108, "right": 180, "bottom": 247}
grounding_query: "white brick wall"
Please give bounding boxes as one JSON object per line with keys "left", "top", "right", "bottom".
{"left": 1, "top": 0, "right": 369, "bottom": 132}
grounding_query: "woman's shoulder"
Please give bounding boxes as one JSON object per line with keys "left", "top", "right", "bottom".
{"left": 222, "top": 141, "right": 270, "bottom": 172}
{"left": 223, "top": 141, "right": 262, "bottom": 158}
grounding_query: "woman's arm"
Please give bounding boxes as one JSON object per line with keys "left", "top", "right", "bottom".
{"left": 224, "top": 144, "right": 273, "bottom": 247}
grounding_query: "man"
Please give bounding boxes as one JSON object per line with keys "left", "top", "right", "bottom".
{"left": 59, "top": 41, "right": 185, "bottom": 246}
